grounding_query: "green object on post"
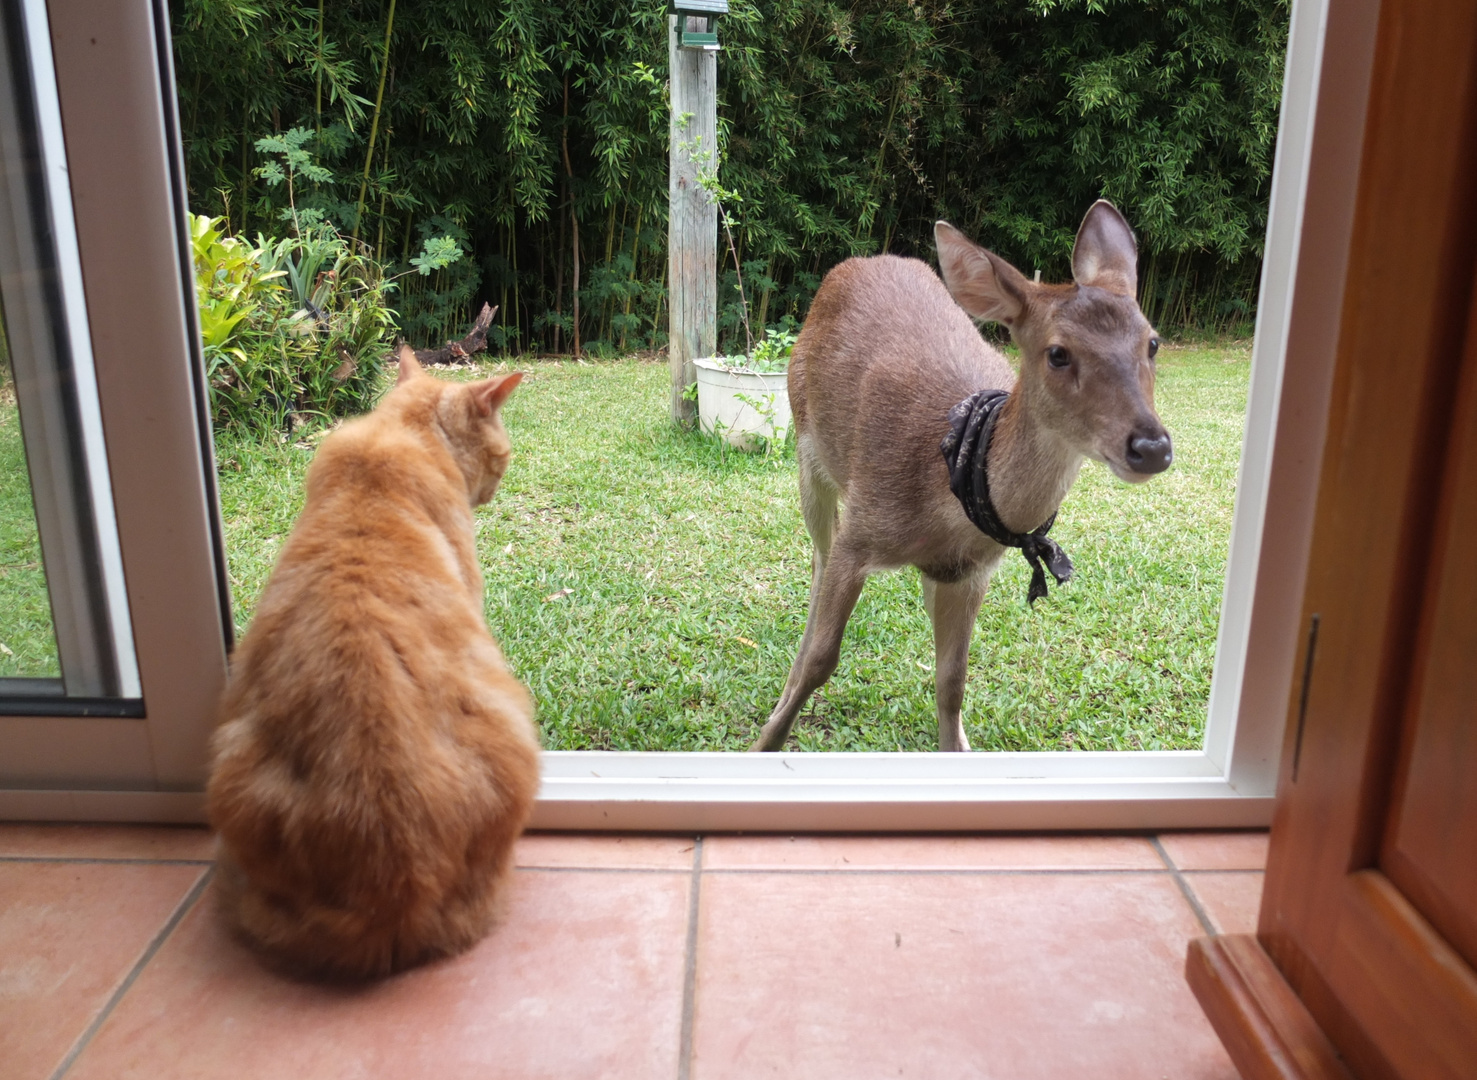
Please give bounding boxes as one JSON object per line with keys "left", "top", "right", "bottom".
{"left": 669, "top": 0, "right": 727, "bottom": 51}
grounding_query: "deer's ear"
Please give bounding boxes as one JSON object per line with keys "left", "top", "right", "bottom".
{"left": 395, "top": 343, "right": 423, "bottom": 385}
{"left": 469, "top": 371, "right": 523, "bottom": 417}
{"left": 1072, "top": 201, "right": 1138, "bottom": 297}
{"left": 935, "top": 221, "right": 1028, "bottom": 324}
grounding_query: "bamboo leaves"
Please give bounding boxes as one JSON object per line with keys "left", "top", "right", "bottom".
{"left": 175, "top": 0, "right": 1288, "bottom": 352}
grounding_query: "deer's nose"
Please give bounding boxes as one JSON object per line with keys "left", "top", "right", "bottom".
{"left": 1126, "top": 431, "right": 1173, "bottom": 474}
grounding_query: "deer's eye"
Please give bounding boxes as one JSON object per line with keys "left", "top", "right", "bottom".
{"left": 1148, "top": 337, "right": 1160, "bottom": 359}
{"left": 1046, "top": 345, "right": 1070, "bottom": 369}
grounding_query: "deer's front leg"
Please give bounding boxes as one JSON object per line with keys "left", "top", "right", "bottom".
{"left": 922, "top": 572, "right": 992, "bottom": 752}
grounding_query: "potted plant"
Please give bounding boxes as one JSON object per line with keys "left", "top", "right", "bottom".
{"left": 681, "top": 151, "right": 796, "bottom": 449}
{"left": 693, "top": 327, "right": 795, "bottom": 449}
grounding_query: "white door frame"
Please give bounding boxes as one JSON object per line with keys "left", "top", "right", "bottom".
{"left": 530, "top": 0, "right": 1382, "bottom": 831}
{"left": 0, "top": 0, "right": 1383, "bottom": 831}
{"left": 0, "top": 0, "right": 230, "bottom": 820}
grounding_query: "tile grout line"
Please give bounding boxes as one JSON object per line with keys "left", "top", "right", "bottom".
{"left": 1149, "top": 836, "right": 1217, "bottom": 937}
{"left": 676, "top": 836, "right": 703, "bottom": 1080}
{"left": 0, "top": 855, "right": 214, "bottom": 866}
{"left": 517, "top": 864, "right": 1178, "bottom": 877}
{"left": 47, "top": 865, "right": 215, "bottom": 1080}
{"left": 699, "top": 866, "right": 1175, "bottom": 877}
{"left": 517, "top": 864, "right": 694, "bottom": 875}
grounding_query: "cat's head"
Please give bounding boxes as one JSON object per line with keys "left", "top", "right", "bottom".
{"left": 392, "top": 345, "right": 524, "bottom": 505}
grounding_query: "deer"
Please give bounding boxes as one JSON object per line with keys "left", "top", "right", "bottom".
{"left": 751, "top": 201, "right": 1173, "bottom": 753}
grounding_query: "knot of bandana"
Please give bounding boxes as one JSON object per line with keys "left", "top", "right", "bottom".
{"left": 939, "top": 389, "right": 1074, "bottom": 605}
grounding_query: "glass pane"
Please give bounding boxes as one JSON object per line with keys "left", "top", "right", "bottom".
{"left": 0, "top": 0, "right": 138, "bottom": 702}
{"left": 0, "top": 308, "right": 59, "bottom": 678}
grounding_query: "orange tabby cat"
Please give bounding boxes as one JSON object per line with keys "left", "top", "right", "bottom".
{"left": 207, "top": 347, "right": 540, "bottom": 980}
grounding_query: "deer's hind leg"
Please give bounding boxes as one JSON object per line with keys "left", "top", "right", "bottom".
{"left": 751, "top": 438, "right": 860, "bottom": 752}
{"left": 922, "top": 570, "right": 993, "bottom": 752}
{"left": 797, "top": 433, "right": 841, "bottom": 601}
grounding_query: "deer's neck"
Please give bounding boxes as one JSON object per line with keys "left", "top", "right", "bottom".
{"left": 985, "top": 393, "right": 1083, "bottom": 535}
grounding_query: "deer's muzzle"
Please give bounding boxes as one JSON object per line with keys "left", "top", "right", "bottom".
{"left": 1125, "top": 430, "right": 1173, "bottom": 475}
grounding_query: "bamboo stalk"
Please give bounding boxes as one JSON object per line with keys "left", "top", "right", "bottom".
{"left": 553, "top": 184, "right": 567, "bottom": 354}
{"left": 512, "top": 213, "right": 521, "bottom": 354}
{"left": 561, "top": 72, "right": 581, "bottom": 358}
{"left": 500, "top": 224, "right": 509, "bottom": 342}
{"left": 755, "top": 254, "right": 773, "bottom": 330}
{"left": 373, "top": 117, "right": 392, "bottom": 260}
{"left": 353, "top": 0, "right": 397, "bottom": 242}
{"left": 859, "top": 67, "right": 908, "bottom": 244}
{"left": 314, "top": 0, "right": 324, "bottom": 141}
{"left": 239, "top": 121, "right": 250, "bottom": 233}
{"left": 620, "top": 202, "right": 643, "bottom": 353}
{"left": 601, "top": 197, "right": 626, "bottom": 344}
{"left": 651, "top": 256, "right": 667, "bottom": 343}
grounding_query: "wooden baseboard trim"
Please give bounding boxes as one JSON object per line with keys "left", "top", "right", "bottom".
{"left": 0, "top": 789, "right": 206, "bottom": 822}
{"left": 1186, "top": 934, "right": 1354, "bottom": 1080}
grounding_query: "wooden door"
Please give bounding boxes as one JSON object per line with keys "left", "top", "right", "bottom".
{"left": 1186, "top": 0, "right": 1477, "bottom": 1077}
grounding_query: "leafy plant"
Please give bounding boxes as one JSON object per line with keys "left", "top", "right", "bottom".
{"left": 190, "top": 213, "right": 395, "bottom": 433}
{"left": 254, "top": 127, "right": 333, "bottom": 236}
{"left": 716, "top": 326, "right": 796, "bottom": 375}
{"left": 190, "top": 213, "right": 285, "bottom": 379}
{"left": 409, "top": 235, "right": 464, "bottom": 276}
{"left": 253, "top": 127, "right": 463, "bottom": 280}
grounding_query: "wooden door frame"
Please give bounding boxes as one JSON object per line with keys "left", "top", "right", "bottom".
{"left": 1189, "top": 0, "right": 1477, "bottom": 1075}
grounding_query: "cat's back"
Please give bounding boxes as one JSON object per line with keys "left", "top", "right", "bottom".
{"left": 285, "top": 406, "right": 468, "bottom": 580}
{"left": 219, "top": 388, "right": 532, "bottom": 765}
{"left": 223, "top": 409, "right": 493, "bottom": 727}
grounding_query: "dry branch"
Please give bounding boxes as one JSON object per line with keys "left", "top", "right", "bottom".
{"left": 410, "top": 303, "right": 498, "bottom": 365}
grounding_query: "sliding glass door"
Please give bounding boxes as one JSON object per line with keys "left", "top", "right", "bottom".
{"left": 0, "top": 0, "right": 229, "bottom": 817}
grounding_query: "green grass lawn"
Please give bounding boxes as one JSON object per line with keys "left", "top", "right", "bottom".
{"left": 0, "top": 383, "right": 60, "bottom": 678}
{"left": 215, "top": 341, "right": 1250, "bottom": 752}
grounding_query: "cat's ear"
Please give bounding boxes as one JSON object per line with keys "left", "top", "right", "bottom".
{"left": 395, "top": 343, "right": 423, "bottom": 385}
{"left": 470, "top": 371, "right": 523, "bottom": 417}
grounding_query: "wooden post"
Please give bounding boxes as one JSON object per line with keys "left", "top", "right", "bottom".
{"left": 668, "top": 15, "right": 717, "bottom": 426}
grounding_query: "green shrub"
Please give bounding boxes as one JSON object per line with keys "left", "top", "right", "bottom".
{"left": 191, "top": 214, "right": 396, "bottom": 432}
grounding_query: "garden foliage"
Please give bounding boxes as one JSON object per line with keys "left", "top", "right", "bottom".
{"left": 191, "top": 213, "right": 395, "bottom": 431}
{"left": 175, "top": 0, "right": 1288, "bottom": 354}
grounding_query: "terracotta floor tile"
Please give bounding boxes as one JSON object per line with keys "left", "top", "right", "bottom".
{"left": 516, "top": 832, "right": 697, "bottom": 870}
{"left": 691, "top": 870, "right": 1236, "bottom": 1080}
{"left": 703, "top": 833, "right": 1162, "bottom": 871}
{"left": 0, "top": 862, "right": 206, "bottom": 1080}
{"left": 1186, "top": 872, "right": 1265, "bottom": 936}
{"left": 1156, "top": 831, "right": 1269, "bottom": 871}
{"left": 68, "top": 868, "right": 691, "bottom": 1080}
{"left": 0, "top": 824, "right": 214, "bottom": 862}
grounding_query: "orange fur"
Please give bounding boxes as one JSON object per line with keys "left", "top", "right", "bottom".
{"left": 207, "top": 350, "right": 540, "bottom": 980}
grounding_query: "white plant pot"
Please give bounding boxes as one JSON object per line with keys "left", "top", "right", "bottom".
{"left": 692, "top": 357, "right": 792, "bottom": 450}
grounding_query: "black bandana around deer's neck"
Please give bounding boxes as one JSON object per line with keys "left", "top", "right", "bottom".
{"left": 939, "top": 389, "right": 1074, "bottom": 605}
